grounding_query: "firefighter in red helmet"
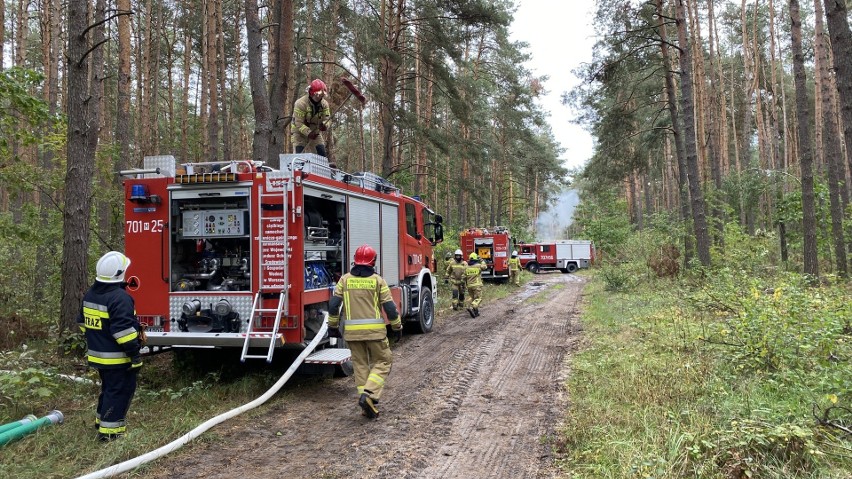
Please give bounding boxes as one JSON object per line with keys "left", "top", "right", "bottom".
{"left": 327, "top": 244, "right": 401, "bottom": 419}
{"left": 291, "top": 79, "right": 331, "bottom": 158}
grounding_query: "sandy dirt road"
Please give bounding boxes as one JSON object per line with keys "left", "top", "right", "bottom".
{"left": 144, "top": 272, "right": 585, "bottom": 479}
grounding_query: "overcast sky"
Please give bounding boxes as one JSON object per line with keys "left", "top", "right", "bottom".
{"left": 509, "top": 1, "right": 597, "bottom": 172}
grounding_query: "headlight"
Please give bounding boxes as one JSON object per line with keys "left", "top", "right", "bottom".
{"left": 182, "top": 299, "right": 201, "bottom": 316}
{"left": 214, "top": 298, "right": 232, "bottom": 316}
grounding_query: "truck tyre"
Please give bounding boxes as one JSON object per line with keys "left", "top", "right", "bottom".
{"left": 410, "top": 286, "right": 434, "bottom": 334}
{"left": 333, "top": 338, "right": 354, "bottom": 377}
{"left": 527, "top": 263, "right": 540, "bottom": 274}
{"left": 566, "top": 263, "right": 578, "bottom": 273}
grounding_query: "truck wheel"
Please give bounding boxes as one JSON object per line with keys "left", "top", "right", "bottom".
{"left": 566, "top": 263, "right": 578, "bottom": 273}
{"left": 410, "top": 287, "right": 434, "bottom": 334}
{"left": 527, "top": 263, "right": 540, "bottom": 274}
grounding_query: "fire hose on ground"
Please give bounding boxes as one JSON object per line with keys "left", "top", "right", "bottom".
{"left": 75, "top": 318, "right": 329, "bottom": 479}
{"left": 0, "top": 411, "right": 64, "bottom": 446}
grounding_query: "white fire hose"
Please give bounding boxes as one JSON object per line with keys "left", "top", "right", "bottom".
{"left": 76, "top": 320, "right": 329, "bottom": 479}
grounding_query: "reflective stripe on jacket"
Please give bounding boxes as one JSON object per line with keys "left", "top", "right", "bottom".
{"left": 76, "top": 282, "right": 141, "bottom": 369}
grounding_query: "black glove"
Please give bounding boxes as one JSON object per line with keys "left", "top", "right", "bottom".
{"left": 308, "top": 131, "right": 319, "bottom": 140}
{"left": 392, "top": 327, "right": 403, "bottom": 343}
{"left": 130, "top": 355, "right": 143, "bottom": 370}
{"left": 328, "top": 327, "right": 342, "bottom": 338}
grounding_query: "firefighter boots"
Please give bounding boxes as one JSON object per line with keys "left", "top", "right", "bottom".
{"left": 473, "top": 307, "right": 480, "bottom": 317}
{"left": 359, "top": 393, "right": 379, "bottom": 419}
{"left": 467, "top": 308, "right": 476, "bottom": 318}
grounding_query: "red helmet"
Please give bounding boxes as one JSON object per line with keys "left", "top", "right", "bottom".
{"left": 354, "top": 244, "right": 377, "bottom": 266}
{"left": 308, "top": 79, "right": 327, "bottom": 95}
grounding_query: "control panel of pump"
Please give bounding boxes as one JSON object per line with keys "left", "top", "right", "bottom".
{"left": 181, "top": 209, "right": 248, "bottom": 237}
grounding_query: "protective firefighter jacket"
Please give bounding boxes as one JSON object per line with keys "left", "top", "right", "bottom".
{"left": 464, "top": 260, "right": 487, "bottom": 288}
{"left": 291, "top": 94, "right": 331, "bottom": 140}
{"left": 445, "top": 259, "right": 468, "bottom": 281}
{"left": 77, "top": 282, "right": 142, "bottom": 369}
{"left": 508, "top": 257, "right": 521, "bottom": 272}
{"left": 328, "top": 265, "right": 400, "bottom": 341}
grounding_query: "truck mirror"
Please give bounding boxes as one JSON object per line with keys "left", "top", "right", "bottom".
{"left": 435, "top": 214, "right": 443, "bottom": 224}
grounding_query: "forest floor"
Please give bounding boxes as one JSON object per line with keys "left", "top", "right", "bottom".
{"left": 140, "top": 272, "right": 586, "bottom": 479}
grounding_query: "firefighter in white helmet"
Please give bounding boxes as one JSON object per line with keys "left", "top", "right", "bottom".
{"left": 508, "top": 250, "right": 521, "bottom": 286}
{"left": 76, "top": 251, "right": 144, "bottom": 441}
{"left": 444, "top": 248, "right": 468, "bottom": 311}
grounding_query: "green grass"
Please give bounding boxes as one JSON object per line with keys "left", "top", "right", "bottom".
{"left": 556, "top": 273, "right": 852, "bottom": 478}
{"left": 0, "top": 350, "right": 289, "bottom": 478}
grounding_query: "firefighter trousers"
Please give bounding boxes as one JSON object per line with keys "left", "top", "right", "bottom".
{"left": 450, "top": 280, "right": 466, "bottom": 308}
{"left": 349, "top": 338, "right": 392, "bottom": 401}
{"left": 96, "top": 367, "right": 138, "bottom": 436}
{"left": 467, "top": 286, "right": 483, "bottom": 308}
{"left": 509, "top": 269, "right": 520, "bottom": 286}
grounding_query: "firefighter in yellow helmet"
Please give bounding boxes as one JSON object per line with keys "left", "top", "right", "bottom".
{"left": 464, "top": 252, "right": 488, "bottom": 317}
{"left": 508, "top": 250, "right": 521, "bottom": 286}
{"left": 444, "top": 248, "right": 468, "bottom": 310}
{"left": 76, "top": 251, "right": 144, "bottom": 441}
{"left": 327, "top": 244, "right": 401, "bottom": 419}
{"left": 291, "top": 79, "right": 331, "bottom": 157}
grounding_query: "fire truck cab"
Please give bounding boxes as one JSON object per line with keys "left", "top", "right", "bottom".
{"left": 459, "top": 226, "right": 512, "bottom": 281}
{"left": 121, "top": 154, "right": 443, "bottom": 365}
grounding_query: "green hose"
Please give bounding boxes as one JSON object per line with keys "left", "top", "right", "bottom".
{"left": 0, "top": 414, "right": 38, "bottom": 435}
{"left": 0, "top": 410, "right": 63, "bottom": 446}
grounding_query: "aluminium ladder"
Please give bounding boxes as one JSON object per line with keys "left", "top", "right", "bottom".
{"left": 240, "top": 180, "right": 289, "bottom": 362}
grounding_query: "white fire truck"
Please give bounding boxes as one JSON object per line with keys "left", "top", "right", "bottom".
{"left": 120, "top": 154, "right": 443, "bottom": 368}
{"left": 517, "top": 240, "right": 595, "bottom": 274}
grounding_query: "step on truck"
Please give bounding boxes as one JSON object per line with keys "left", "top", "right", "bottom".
{"left": 517, "top": 240, "right": 595, "bottom": 274}
{"left": 459, "top": 226, "right": 512, "bottom": 281}
{"left": 121, "top": 154, "right": 443, "bottom": 370}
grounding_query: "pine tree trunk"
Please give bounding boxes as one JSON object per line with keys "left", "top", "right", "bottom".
{"left": 62, "top": 0, "right": 106, "bottom": 331}
{"left": 656, "top": 0, "right": 693, "bottom": 266}
{"left": 676, "top": 0, "right": 711, "bottom": 266}
{"left": 823, "top": 0, "right": 852, "bottom": 188}
{"left": 814, "top": 0, "right": 848, "bottom": 276}
{"left": 790, "top": 0, "right": 820, "bottom": 278}
{"left": 245, "top": 0, "right": 271, "bottom": 163}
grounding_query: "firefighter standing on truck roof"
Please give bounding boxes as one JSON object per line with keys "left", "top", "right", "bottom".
{"left": 464, "top": 252, "right": 488, "bottom": 318}
{"left": 77, "top": 251, "right": 144, "bottom": 442}
{"left": 291, "top": 78, "right": 331, "bottom": 158}
{"left": 327, "top": 244, "right": 401, "bottom": 419}
{"left": 444, "top": 248, "right": 468, "bottom": 311}
{"left": 508, "top": 250, "right": 521, "bottom": 286}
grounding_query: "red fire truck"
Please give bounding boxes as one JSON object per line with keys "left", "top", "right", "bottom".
{"left": 121, "top": 154, "right": 443, "bottom": 366}
{"left": 459, "top": 226, "right": 512, "bottom": 281}
{"left": 516, "top": 240, "right": 595, "bottom": 274}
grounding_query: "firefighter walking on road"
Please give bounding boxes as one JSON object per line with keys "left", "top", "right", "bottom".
{"left": 327, "top": 244, "right": 401, "bottom": 419}
{"left": 508, "top": 250, "right": 521, "bottom": 286}
{"left": 464, "top": 252, "right": 488, "bottom": 318}
{"left": 291, "top": 78, "right": 331, "bottom": 157}
{"left": 444, "top": 249, "right": 468, "bottom": 310}
{"left": 77, "top": 251, "right": 144, "bottom": 442}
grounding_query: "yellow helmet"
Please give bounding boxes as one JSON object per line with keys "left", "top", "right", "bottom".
{"left": 469, "top": 252, "right": 479, "bottom": 261}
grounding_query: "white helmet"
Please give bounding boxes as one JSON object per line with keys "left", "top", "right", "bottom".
{"left": 96, "top": 251, "right": 131, "bottom": 283}
{"left": 512, "top": 250, "right": 518, "bottom": 257}
{"left": 454, "top": 249, "right": 463, "bottom": 256}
